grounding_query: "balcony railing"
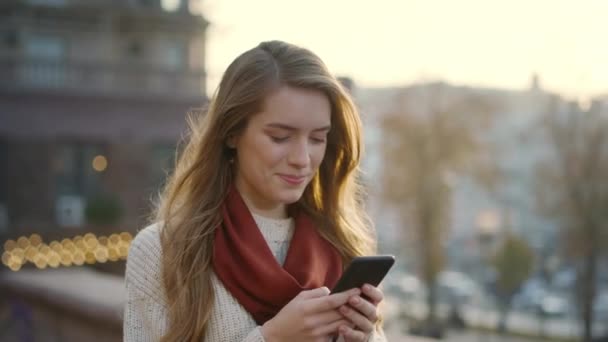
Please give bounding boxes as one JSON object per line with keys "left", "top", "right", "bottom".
{"left": 0, "top": 56, "right": 206, "bottom": 99}
{"left": 0, "top": 268, "right": 123, "bottom": 341}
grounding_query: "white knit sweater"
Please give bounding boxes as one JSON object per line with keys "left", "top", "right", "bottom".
{"left": 124, "top": 214, "right": 386, "bottom": 341}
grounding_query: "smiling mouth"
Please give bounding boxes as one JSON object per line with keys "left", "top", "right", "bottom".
{"left": 278, "top": 174, "right": 306, "bottom": 185}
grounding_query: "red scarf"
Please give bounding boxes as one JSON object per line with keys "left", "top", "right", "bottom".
{"left": 213, "top": 185, "right": 343, "bottom": 325}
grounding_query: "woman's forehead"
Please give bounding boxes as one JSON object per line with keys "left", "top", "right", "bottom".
{"left": 254, "top": 86, "right": 332, "bottom": 128}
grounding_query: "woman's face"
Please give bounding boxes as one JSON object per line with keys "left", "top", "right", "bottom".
{"left": 232, "top": 86, "right": 331, "bottom": 218}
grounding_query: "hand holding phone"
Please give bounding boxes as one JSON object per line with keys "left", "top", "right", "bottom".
{"left": 329, "top": 255, "right": 394, "bottom": 342}
{"left": 331, "top": 255, "right": 395, "bottom": 294}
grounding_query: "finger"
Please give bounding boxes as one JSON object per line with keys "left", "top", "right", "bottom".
{"left": 339, "top": 303, "right": 374, "bottom": 333}
{"left": 305, "top": 309, "right": 344, "bottom": 327}
{"left": 361, "top": 284, "right": 384, "bottom": 305}
{"left": 311, "top": 318, "right": 350, "bottom": 337}
{"left": 304, "top": 288, "right": 361, "bottom": 313}
{"left": 339, "top": 325, "right": 368, "bottom": 341}
{"left": 298, "top": 286, "right": 330, "bottom": 299}
{"left": 347, "top": 295, "right": 379, "bottom": 325}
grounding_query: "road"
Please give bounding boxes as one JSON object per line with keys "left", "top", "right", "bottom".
{"left": 385, "top": 324, "right": 555, "bottom": 342}
{"left": 383, "top": 294, "right": 608, "bottom": 341}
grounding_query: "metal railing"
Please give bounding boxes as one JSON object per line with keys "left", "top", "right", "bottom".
{"left": 0, "top": 56, "right": 206, "bottom": 99}
{"left": 0, "top": 268, "right": 124, "bottom": 341}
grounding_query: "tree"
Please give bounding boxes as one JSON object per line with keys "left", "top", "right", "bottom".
{"left": 534, "top": 99, "right": 608, "bottom": 342}
{"left": 492, "top": 233, "right": 535, "bottom": 333}
{"left": 381, "top": 83, "right": 499, "bottom": 330}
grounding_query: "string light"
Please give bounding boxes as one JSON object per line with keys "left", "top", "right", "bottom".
{"left": 4, "top": 239, "right": 16, "bottom": 252}
{"left": 17, "top": 236, "right": 30, "bottom": 249}
{"left": 1, "top": 231, "right": 133, "bottom": 271}
{"left": 30, "top": 234, "right": 42, "bottom": 247}
{"left": 92, "top": 155, "right": 108, "bottom": 172}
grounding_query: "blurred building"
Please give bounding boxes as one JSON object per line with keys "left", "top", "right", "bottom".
{"left": 354, "top": 77, "right": 561, "bottom": 269}
{"left": 0, "top": 0, "right": 208, "bottom": 241}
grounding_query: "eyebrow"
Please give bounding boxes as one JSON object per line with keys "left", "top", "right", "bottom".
{"left": 265, "top": 123, "right": 331, "bottom": 132}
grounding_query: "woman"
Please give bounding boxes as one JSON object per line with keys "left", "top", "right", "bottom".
{"left": 124, "top": 40, "right": 387, "bottom": 341}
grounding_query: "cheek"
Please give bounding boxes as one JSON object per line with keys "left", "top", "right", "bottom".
{"left": 310, "top": 145, "right": 328, "bottom": 167}
{"left": 255, "top": 141, "right": 287, "bottom": 168}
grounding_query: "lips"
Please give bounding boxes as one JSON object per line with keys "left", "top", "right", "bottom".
{"left": 278, "top": 174, "right": 307, "bottom": 185}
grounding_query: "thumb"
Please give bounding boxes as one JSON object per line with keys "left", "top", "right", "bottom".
{"left": 298, "top": 286, "right": 331, "bottom": 299}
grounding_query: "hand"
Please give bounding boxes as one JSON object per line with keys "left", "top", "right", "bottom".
{"left": 337, "top": 284, "right": 384, "bottom": 341}
{"left": 261, "top": 286, "right": 361, "bottom": 342}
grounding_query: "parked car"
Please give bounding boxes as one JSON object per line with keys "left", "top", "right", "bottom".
{"left": 539, "top": 292, "right": 571, "bottom": 317}
{"left": 594, "top": 289, "right": 608, "bottom": 320}
{"left": 512, "top": 277, "right": 547, "bottom": 312}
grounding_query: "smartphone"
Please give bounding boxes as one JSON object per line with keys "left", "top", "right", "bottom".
{"left": 331, "top": 255, "right": 395, "bottom": 294}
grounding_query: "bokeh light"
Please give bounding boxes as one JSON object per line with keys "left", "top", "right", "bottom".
{"left": 91, "top": 155, "right": 108, "bottom": 172}
{"left": 1, "top": 231, "right": 134, "bottom": 271}
{"left": 4, "top": 239, "right": 16, "bottom": 252}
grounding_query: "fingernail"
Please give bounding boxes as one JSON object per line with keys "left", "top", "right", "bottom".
{"left": 350, "top": 296, "right": 360, "bottom": 304}
{"left": 364, "top": 284, "right": 372, "bottom": 291}
{"left": 340, "top": 305, "right": 349, "bottom": 314}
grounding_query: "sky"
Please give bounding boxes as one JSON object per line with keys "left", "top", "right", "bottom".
{"left": 195, "top": 0, "right": 607, "bottom": 100}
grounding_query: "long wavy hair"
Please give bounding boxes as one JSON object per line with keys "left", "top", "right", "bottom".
{"left": 156, "top": 40, "right": 376, "bottom": 341}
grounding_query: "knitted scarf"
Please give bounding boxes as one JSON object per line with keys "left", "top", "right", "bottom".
{"left": 213, "top": 185, "right": 343, "bottom": 324}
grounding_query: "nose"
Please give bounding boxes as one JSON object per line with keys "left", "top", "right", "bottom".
{"left": 287, "top": 138, "right": 310, "bottom": 168}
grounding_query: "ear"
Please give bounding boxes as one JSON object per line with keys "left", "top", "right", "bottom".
{"left": 226, "top": 134, "right": 238, "bottom": 149}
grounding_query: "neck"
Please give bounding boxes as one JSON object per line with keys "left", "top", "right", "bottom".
{"left": 247, "top": 204, "right": 288, "bottom": 220}
{"left": 234, "top": 183, "right": 288, "bottom": 219}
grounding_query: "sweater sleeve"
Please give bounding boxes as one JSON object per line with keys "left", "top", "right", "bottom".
{"left": 240, "top": 326, "right": 266, "bottom": 342}
{"left": 124, "top": 224, "right": 168, "bottom": 342}
{"left": 368, "top": 327, "right": 387, "bottom": 341}
{"left": 335, "top": 324, "right": 387, "bottom": 341}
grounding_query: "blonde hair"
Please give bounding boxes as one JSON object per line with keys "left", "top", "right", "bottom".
{"left": 156, "top": 40, "right": 376, "bottom": 341}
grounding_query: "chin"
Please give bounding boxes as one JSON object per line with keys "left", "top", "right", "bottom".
{"left": 276, "top": 188, "right": 305, "bottom": 204}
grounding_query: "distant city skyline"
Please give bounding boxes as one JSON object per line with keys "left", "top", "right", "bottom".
{"left": 199, "top": 0, "right": 607, "bottom": 100}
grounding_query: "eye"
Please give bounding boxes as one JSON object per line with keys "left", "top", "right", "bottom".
{"left": 310, "top": 133, "right": 328, "bottom": 144}
{"left": 270, "top": 136, "right": 289, "bottom": 143}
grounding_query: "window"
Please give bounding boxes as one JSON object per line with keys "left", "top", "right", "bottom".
{"left": 141, "top": 0, "right": 157, "bottom": 6}
{"left": 157, "top": 39, "right": 185, "bottom": 70}
{"left": 24, "top": 34, "right": 66, "bottom": 60}
{"left": 127, "top": 41, "right": 144, "bottom": 58}
{"left": 54, "top": 143, "right": 105, "bottom": 198}
{"left": 22, "top": 33, "right": 66, "bottom": 86}
{"left": 27, "top": 0, "right": 66, "bottom": 6}
{"left": 150, "top": 144, "right": 176, "bottom": 190}
{"left": 3, "top": 30, "right": 18, "bottom": 49}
